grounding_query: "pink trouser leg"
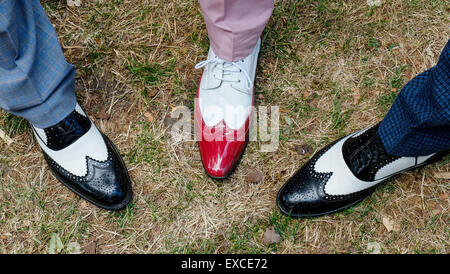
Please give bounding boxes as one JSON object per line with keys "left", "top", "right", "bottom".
{"left": 198, "top": 0, "right": 274, "bottom": 62}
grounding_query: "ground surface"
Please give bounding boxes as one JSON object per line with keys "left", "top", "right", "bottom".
{"left": 0, "top": 0, "right": 449, "bottom": 254}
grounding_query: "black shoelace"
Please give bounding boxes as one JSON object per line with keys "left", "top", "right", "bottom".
{"left": 348, "top": 134, "right": 388, "bottom": 176}
{"left": 52, "top": 113, "right": 87, "bottom": 146}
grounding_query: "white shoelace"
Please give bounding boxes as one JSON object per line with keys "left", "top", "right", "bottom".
{"left": 195, "top": 56, "right": 253, "bottom": 91}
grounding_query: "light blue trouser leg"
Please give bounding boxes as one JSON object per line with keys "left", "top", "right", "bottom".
{"left": 0, "top": 0, "right": 76, "bottom": 128}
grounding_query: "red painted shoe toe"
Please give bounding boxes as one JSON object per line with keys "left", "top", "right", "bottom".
{"left": 199, "top": 138, "right": 246, "bottom": 179}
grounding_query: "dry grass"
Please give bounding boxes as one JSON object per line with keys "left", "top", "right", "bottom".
{"left": 0, "top": 0, "right": 449, "bottom": 254}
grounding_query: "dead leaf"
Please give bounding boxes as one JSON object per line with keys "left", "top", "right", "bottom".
{"left": 84, "top": 242, "right": 96, "bottom": 254}
{"left": 96, "top": 107, "right": 110, "bottom": 120}
{"left": 263, "top": 227, "right": 281, "bottom": 245}
{"left": 147, "top": 89, "right": 158, "bottom": 98}
{"left": 391, "top": 88, "right": 397, "bottom": 92}
{"left": 144, "top": 112, "right": 154, "bottom": 123}
{"left": 294, "top": 144, "right": 313, "bottom": 156}
{"left": 440, "top": 192, "right": 448, "bottom": 200}
{"left": 382, "top": 215, "right": 400, "bottom": 232}
{"left": 431, "top": 207, "right": 443, "bottom": 216}
{"left": 244, "top": 170, "right": 264, "bottom": 183}
{"left": 60, "top": 194, "right": 71, "bottom": 202}
{"left": 434, "top": 172, "right": 450, "bottom": 179}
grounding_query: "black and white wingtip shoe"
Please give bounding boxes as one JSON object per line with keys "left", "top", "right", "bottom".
{"left": 32, "top": 104, "right": 132, "bottom": 211}
{"left": 277, "top": 124, "right": 448, "bottom": 218}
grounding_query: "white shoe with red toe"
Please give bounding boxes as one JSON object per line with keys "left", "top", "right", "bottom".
{"left": 195, "top": 39, "right": 261, "bottom": 179}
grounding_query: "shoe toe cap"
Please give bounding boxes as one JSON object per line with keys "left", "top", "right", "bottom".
{"left": 83, "top": 136, "right": 132, "bottom": 209}
{"left": 199, "top": 140, "right": 246, "bottom": 179}
{"left": 202, "top": 152, "right": 234, "bottom": 178}
{"left": 85, "top": 159, "right": 131, "bottom": 207}
{"left": 277, "top": 173, "right": 323, "bottom": 217}
{"left": 277, "top": 165, "right": 371, "bottom": 218}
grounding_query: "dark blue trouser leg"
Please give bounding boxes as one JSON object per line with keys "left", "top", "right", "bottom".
{"left": 378, "top": 40, "right": 450, "bottom": 157}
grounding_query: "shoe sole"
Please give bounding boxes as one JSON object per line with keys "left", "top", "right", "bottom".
{"left": 44, "top": 134, "right": 133, "bottom": 211}
{"left": 277, "top": 150, "right": 449, "bottom": 218}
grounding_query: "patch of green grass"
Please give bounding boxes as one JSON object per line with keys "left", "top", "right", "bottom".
{"left": 377, "top": 91, "right": 397, "bottom": 113}
{"left": 357, "top": 203, "right": 375, "bottom": 219}
{"left": 127, "top": 59, "right": 175, "bottom": 94}
{"left": 35, "top": 200, "right": 79, "bottom": 246}
{"left": 112, "top": 202, "right": 137, "bottom": 232}
{"left": 389, "top": 64, "right": 407, "bottom": 90}
{"left": 263, "top": 0, "right": 301, "bottom": 62}
{"left": 137, "top": 7, "right": 152, "bottom": 22}
{"left": 126, "top": 121, "right": 167, "bottom": 172}
{"left": 329, "top": 88, "right": 354, "bottom": 133}
{"left": 339, "top": 206, "right": 357, "bottom": 216}
{"left": 380, "top": 183, "right": 396, "bottom": 194}
{"left": 229, "top": 222, "right": 266, "bottom": 254}
{"left": 268, "top": 211, "right": 304, "bottom": 244}
{"left": 167, "top": 180, "right": 197, "bottom": 219}
{"left": 1, "top": 113, "right": 29, "bottom": 136}
{"left": 314, "top": 0, "right": 343, "bottom": 31}
{"left": 42, "top": 2, "right": 62, "bottom": 12}
{"left": 188, "top": 29, "right": 209, "bottom": 55}
{"left": 388, "top": 42, "right": 399, "bottom": 51}
{"left": 407, "top": 0, "right": 449, "bottom": 10}
{"left": 377, "top": 64, "right": 407, "bottom": 113}
{"left": 437, "top": 154, "right": 450, "bottom": 167}
{"left": 341, "top": 37, "right": 356, "bottom": 54}
{"left": 292, "top": 99, "right": 319, "bottom": 120}
{"left": 361, "top": 75, "right": 376, "bottom": 88}
{"left": 367, "top": 37, "right": 381, "bottom": 50}
{"left": 172, "top": 238, "right": 220, "bottom": 254}
{"left": 87, "top": 49, "right": 107, "bottom": 64}
{"left": 280, "top": 115, "right": 295, "bottom": 143}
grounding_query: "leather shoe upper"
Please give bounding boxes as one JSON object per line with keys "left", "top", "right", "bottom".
{"left": 277, "top": 124, "right": 441, "bottom": 218}
{"left": 32, "top": 104, "right": 132, "bottom": 210}
{"left": 195, "top": 39, "right": 260, "bottom": 179}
